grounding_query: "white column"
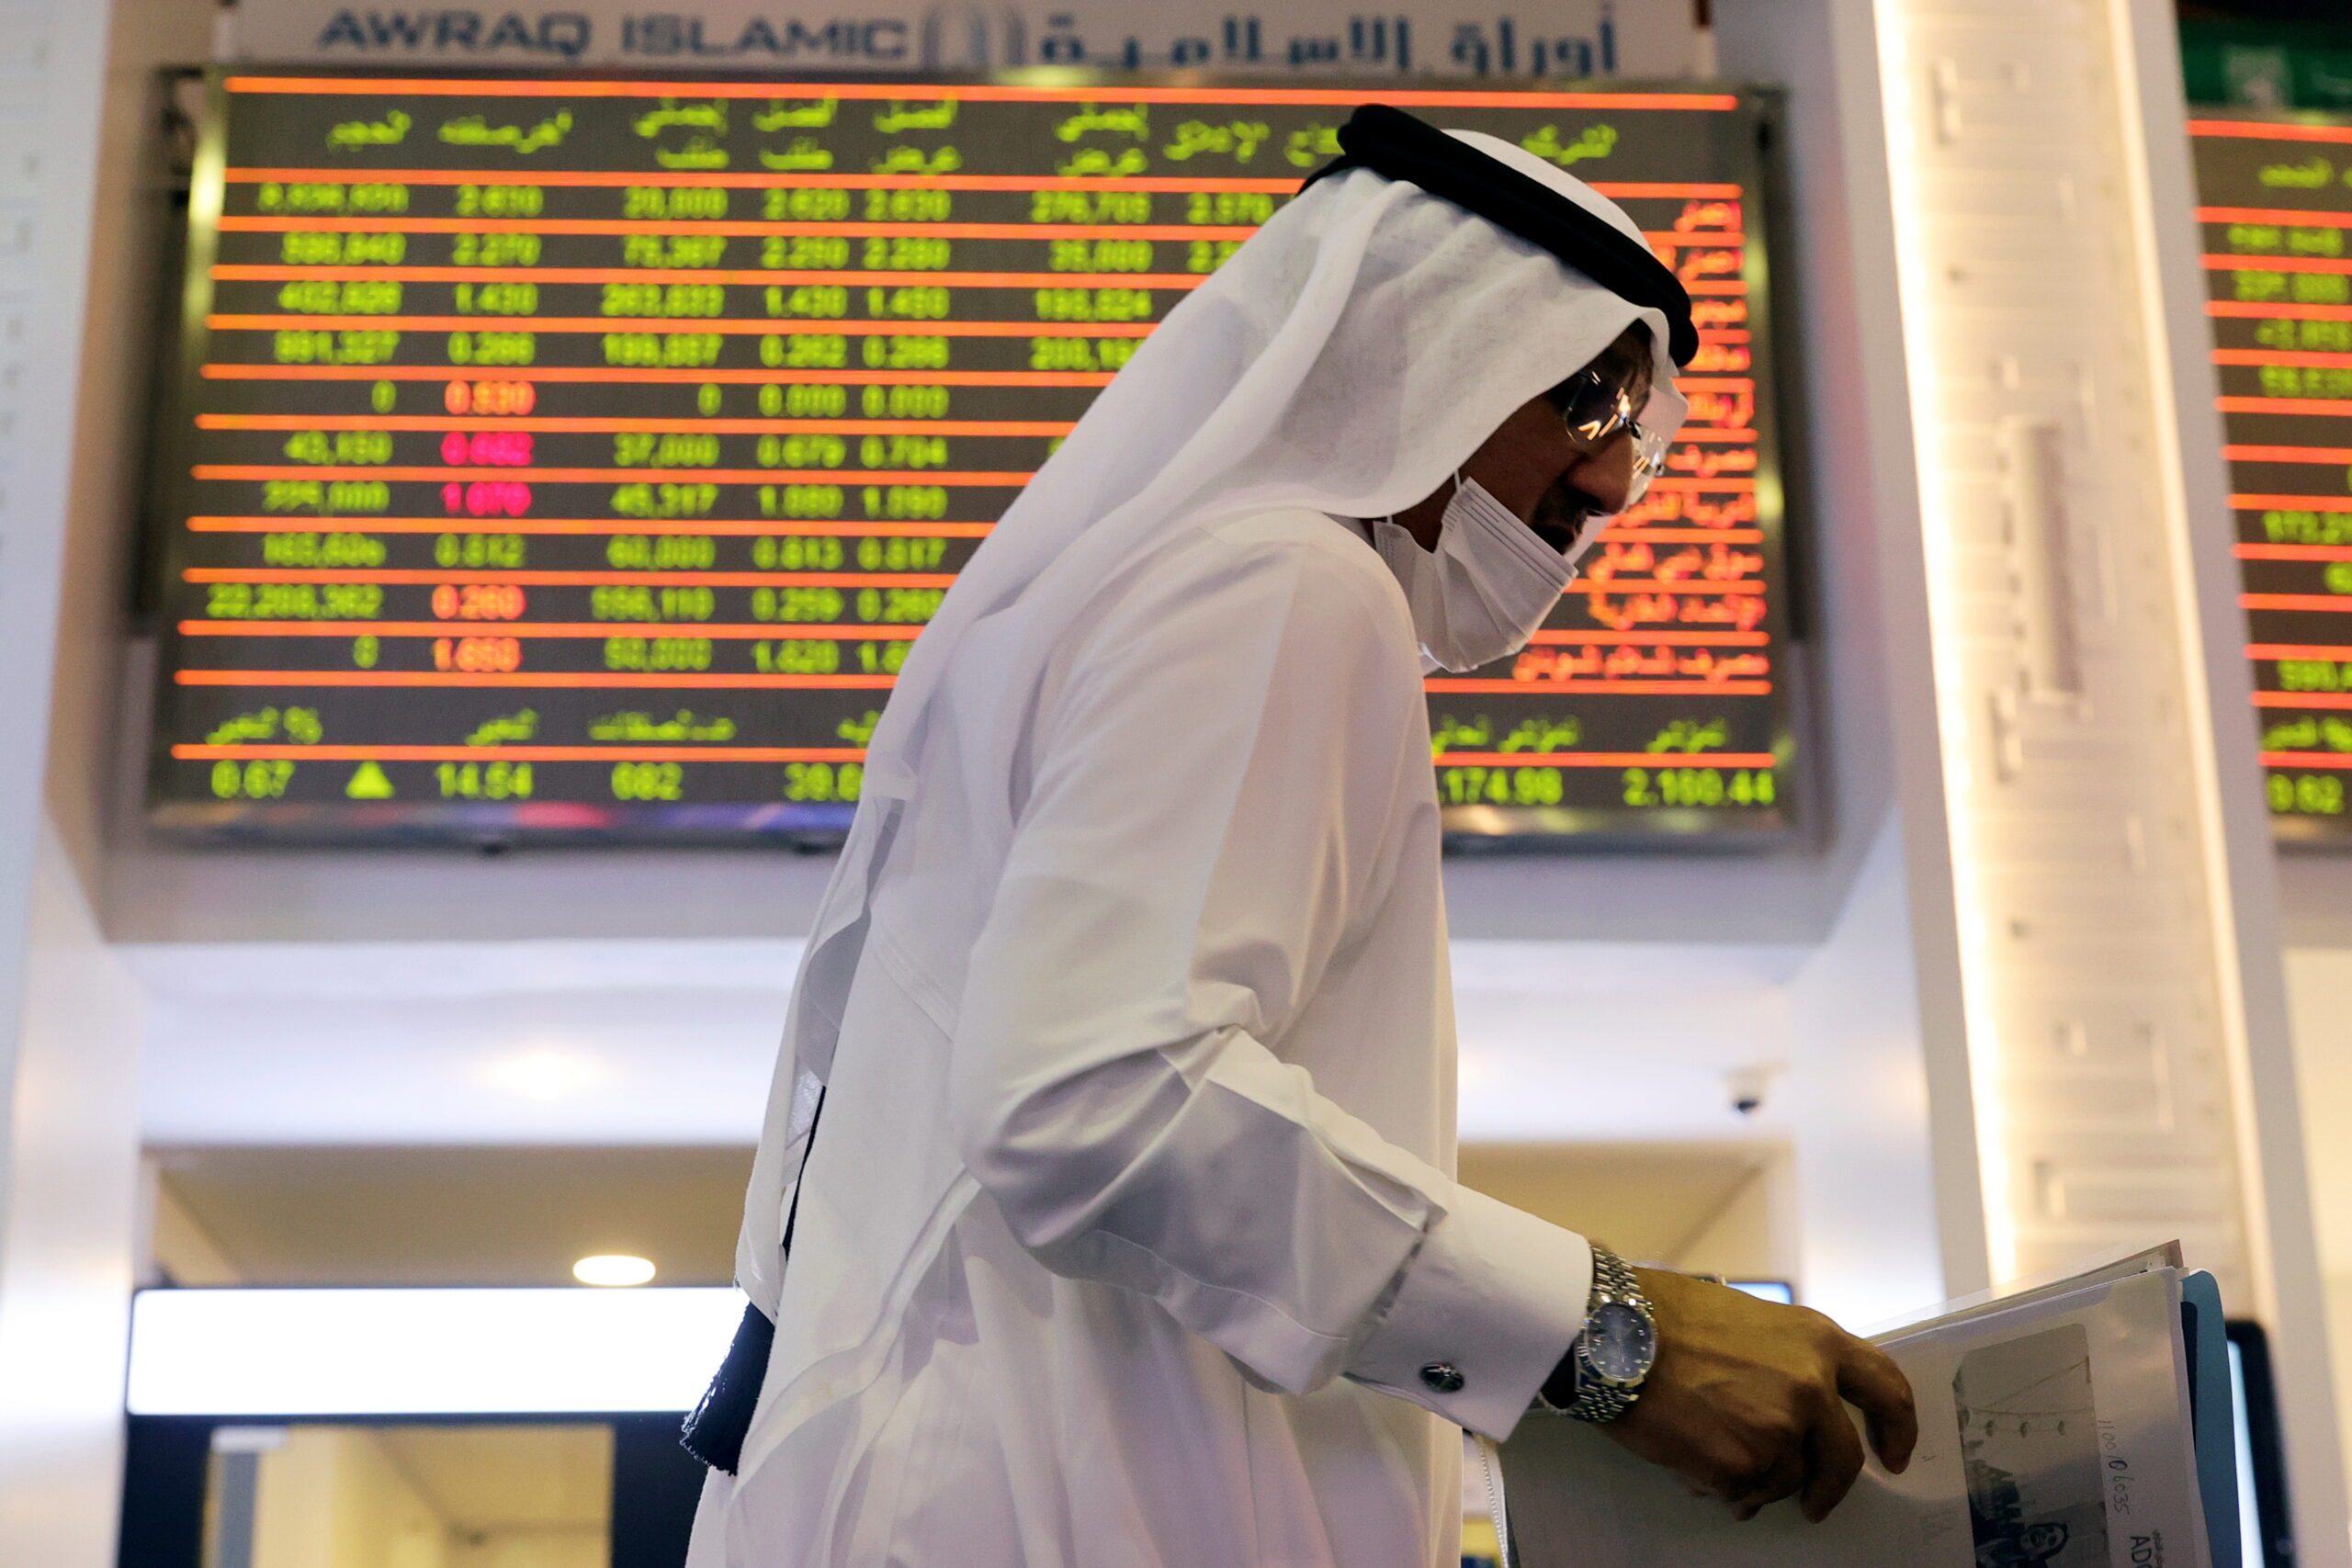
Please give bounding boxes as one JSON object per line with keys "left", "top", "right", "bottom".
{"left": 1716, "top": 0, "right": 1990, "bottom": 1327}
{"left": 0, "top": 2, "right": 137, "bottom": 1563}
{"left": 1868, "top": 0, "right": 2348, "bottom": 1550}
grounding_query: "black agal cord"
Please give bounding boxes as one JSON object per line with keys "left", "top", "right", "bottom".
{"left": 1302, "top": 102, "right": 1698, "bottom": 367}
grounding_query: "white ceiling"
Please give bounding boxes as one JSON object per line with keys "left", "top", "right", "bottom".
{"left": 137, "top": 933, "right": 1814, "bottom": 1296}
{"left": 150, "top": 936, "right": 2352, "bottom": 1278}
{"left": 132, "top": 936, "right": 1811, "bottom": 1147}
{"left": 160, "top": 1145, "right": 752, "bottom": 1287}
{"left": 373, "top": 1425, "right": 613, "bottom": 1532}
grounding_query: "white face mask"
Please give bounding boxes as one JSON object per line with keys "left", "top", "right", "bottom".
{"left": 1371, "top": 474, "right": 1589, "bottom": 673}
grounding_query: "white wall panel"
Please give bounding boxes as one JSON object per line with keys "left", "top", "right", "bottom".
{"left": 1877, "top": 0, "right": 2243, "bottom": 1297}
{"left": 1871, "top": 0, "right": 2348, "bottom": 1549}
{"left": 0, "top": 0, "right": 133, "bottom": 1562}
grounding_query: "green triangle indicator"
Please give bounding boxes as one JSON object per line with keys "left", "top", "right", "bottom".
{"left": 345, "top": 761, "right": 395, "bottom": 800}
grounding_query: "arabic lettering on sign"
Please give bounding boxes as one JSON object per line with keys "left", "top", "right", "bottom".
{"left": 464, "top": 709, "right": 539, "bottom": 745}
{"left": 327, "top": 109, "right": 413, "bottom": 150}
{"left": 233, "top": 2, "right": 1698, "bottom": 76}
{"left": 436, "top": 110, "right": 572, "bottom": 154}
{"left": 633, "top": 98, "right": 729, "bottom": 139}
{"left": 874, "top": 99, "right": 956, "bottom": 134}
{"left": 1164, "top": 120, "right": 1274, "bottom": 164}
{"left": 1427, "top": 715, "right": 1587, "bottom": 756}
{"left": 588, "top": 709, "right": 741, "bottom": 743}
{"left": 758, "top": 136, "right": 834, "bottom": 170}
{"left": 1645, "top": 717, "right": 1730, "bottom": 755}
{"left": 1054, "top": 104, "right": 1148, "bottom": 142}
{"left": 753, "top": 98, "right": 837, "bottom": 131}
{"left": 206, "top": 705, "right": 326, "bottom": 745}
{"left": 871, "top": 144, "right": 960, "bottom": 175}
{"left": 1284, "top": 124, "right": 1343, "bottom": 168}
{"left": 1511, "top": 644, "right": 1772, "bottom": 683}
{"left": 1520, "top": 122, "right": 1616, "bottom": 167}
{"left": 1057, "top": 147, "right": 1149, "bottom": 178}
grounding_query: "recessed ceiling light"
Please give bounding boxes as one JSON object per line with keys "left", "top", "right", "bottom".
{"left": 572, "top": 1254, "right": 656, "bottom": 1288}
{"left": 480, "top": 1047, "right": 607, "bottom": 1102}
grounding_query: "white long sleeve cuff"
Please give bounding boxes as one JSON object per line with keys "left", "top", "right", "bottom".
{"left": 1346, "top": 1184, "right": 1594, "bottom": 1440}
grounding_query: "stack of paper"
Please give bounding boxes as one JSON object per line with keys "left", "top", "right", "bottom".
{"left": 1485, "top": 1248, "right": 2236, "bottom": 1568}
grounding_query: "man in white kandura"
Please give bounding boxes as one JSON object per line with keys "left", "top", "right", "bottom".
{"left": 684, "top": 104, "right": 1917, "bottom": 1568}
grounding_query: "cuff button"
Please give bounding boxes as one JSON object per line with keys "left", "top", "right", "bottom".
{"left": 1419, "top": 1362, "right": 1465, "bottom": 1394}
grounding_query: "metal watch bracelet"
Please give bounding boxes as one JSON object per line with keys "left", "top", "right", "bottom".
{"left": 1536, "top": 1246, "right": 1653, "bottom": 1424}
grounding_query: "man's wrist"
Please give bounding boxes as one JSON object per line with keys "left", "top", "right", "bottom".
{"left": 1532, "top": 1246, "right": 1657, "bottom": 1422}
{"left": 1538, "top": 1349, "right": 1583, "bottom": 1412}
{"left": 1533, "top": 1243, "right": 1607, "bottom": 1415}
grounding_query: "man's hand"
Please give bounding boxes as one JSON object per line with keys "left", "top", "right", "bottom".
{"left": 1600, "top": 1269, "right": 1917, "bottom": 1524}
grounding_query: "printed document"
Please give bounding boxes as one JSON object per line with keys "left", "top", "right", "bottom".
{"left": 1490, "top": 1265, "right": 2212, "bottom": 1568}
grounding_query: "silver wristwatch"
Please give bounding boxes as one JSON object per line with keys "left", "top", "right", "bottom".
{"left": 1546, "top": 1247, "right": 1657, "bottom": 1424}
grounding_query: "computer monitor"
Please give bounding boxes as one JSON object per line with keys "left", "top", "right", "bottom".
{"left": 1728, "top": 1280, "right": 1796, "bottom": 1304}
{"left": 2228, "top": 1320, "right": 2294, "bottom": 1568}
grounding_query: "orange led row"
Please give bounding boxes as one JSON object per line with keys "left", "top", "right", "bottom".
{"left": 209, "top": 311, "right": 1158, "bottom": 335}
{"left": 177, "top": 620, "right": 1775, "bottom": 647}
{"left": 198, "top": 413, "right": 1076, "bottom": 436}
{"left": 175, "top": 668, "right": 1771, "bottom": 695}
{"left": 172, "top": 741, "right": 1777, "bottom": 768}
{"left": 189, "top": 516, "right": 996, "bottom": 536}
{"left": 205, "top": 365, "right": 1117, "bottom": 387}
{"left": 221, "top": 168, "right": 1748, "bottom": 199}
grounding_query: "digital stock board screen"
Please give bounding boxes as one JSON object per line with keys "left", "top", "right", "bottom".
{"left": 2192, "top": 113, "right": 2352, "bottom": 846}
{"left": 152, "top": 73, "right": 1802, "bottom": 843}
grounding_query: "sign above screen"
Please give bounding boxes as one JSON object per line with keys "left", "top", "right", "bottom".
{"left": 149, "top": 73, "right": 1805, "bottom": 844}
{"left": 224, "top": 4, "right": 1698, "bottom": 77}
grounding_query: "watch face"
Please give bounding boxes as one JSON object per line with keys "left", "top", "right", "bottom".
{"left": 1587, "top": 1301, "right": 1657, "bottom": 1386}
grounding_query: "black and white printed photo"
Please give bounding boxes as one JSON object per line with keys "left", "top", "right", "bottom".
{"left": 1955, "top": 1324, "right": 2112, "bottom": 1568}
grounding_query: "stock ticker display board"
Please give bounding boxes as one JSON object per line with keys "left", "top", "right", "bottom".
{"left": 151, "top": 73, "right": 1802, "bottom": 844}
{"left": 2192, "top": 114, "right": 2352, "bottom": 845}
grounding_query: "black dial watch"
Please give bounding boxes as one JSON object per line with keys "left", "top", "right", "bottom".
{"left": 1539, "top": 1246, "right": 1657, "bottom": 1423}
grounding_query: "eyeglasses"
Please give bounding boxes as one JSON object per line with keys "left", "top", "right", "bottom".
{"left": 1549, "top": 364, "right": 1670, "bottom": 513}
